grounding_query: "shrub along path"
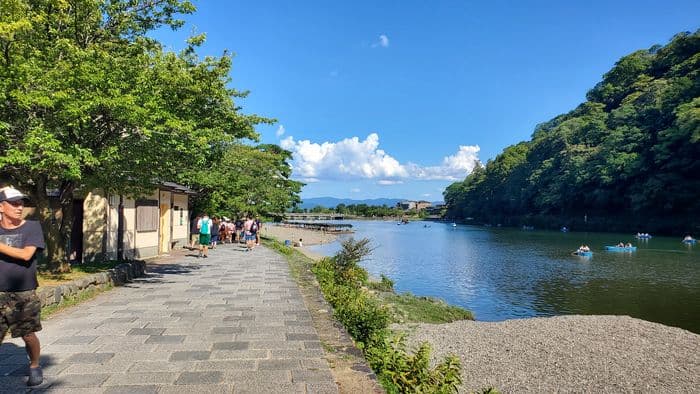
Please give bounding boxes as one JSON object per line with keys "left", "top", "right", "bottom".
{"left": 0, "top": 244, "right": 339, "bottom": 393}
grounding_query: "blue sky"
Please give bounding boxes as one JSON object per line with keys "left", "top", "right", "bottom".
{"left": 153, "top": 0, "right": 699, "bottom": 201}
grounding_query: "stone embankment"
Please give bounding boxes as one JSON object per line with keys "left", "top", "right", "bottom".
{"left": 37, "top": 260, "right": 146, "bottom": 308}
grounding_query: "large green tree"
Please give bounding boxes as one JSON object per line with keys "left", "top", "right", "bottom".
{"left": 0, "top": 0, "right": 265, "bottom": 271}
{"left": 189, "top": 143, "right": 303, "bottom": 219}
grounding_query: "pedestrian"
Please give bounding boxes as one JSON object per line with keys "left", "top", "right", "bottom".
{"left": 210, "top": 217, "right": 220, "bottom": 249}
{"left": 189, "top": 215, "right": 201, "bottom": 249}
{"left": 254, "top": 216, "right": 262, "bottom": 246}
{"left": 197, "top": 213, "right": 212, "bottom": 258}
{"left": 0, "top": 186, "right": 45, "bottom": 386}
{"left": 243, "top": 214, "right": 256, "bottom": 251}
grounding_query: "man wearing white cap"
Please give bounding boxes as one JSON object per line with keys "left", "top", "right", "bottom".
{"left": 0, "top": 186, "right": 45, "bottom": 386}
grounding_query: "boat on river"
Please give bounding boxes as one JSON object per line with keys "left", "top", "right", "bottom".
{"left": 635, "top": 234, "right": 652, "bottom": 239}
{"left": 574, "top": 251, "right": 593, "bottom": 257}
{"left": 605, "top": 245, "right": 637, "bottom": 252}
{"left": 682, "top": 238, "right": 697, "bottom": 244}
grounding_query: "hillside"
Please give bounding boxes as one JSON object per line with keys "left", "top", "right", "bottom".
{"left": 444, "top": 31, "right": 700, "bottom": 234}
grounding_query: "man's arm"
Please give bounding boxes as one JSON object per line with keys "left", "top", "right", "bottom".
{"left": 0, "top": 243, "right": 38, "bottom": 261}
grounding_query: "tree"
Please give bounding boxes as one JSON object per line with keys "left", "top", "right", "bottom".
{"left": 188, "top": 143, "right": 303, "bottom": 219}
{"left": 0, "top": 1, "right": 265, "bottom": 271}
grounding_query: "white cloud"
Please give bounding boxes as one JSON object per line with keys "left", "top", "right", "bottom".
{"left": 282, "top": 134, "right": 480, "bottom": 182}
{"left": 350, "top": 188, "right": 361, "bottom": 193}
{"left": 275, "top": 125, "right": 286, "bottom": 138}
{"left": 406, "top": 145, "right": 481, "bottom": 181}
{"left": 372, "top": 34, "right": 390, "bottom": 48}
{"left": 377, "top": 180, "right": 403, "bottom": 185}
{"left": 422, "top": 193, "right": 431, "bottom": 197}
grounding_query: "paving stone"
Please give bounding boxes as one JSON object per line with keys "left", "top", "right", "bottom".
{"left": 286, "top": 333, "right": 319, "bottom": 341}
{"left": 104, "top": 372, "right": 178, "bottom": 385}
{"left": 193, "top": 360, "right": 256, "bottom": 371}
{"left": 212, "top": 342, "right": 249, "bottom": 351}
{"left": 47, "top": 373, "right": 110, "bottom": 388}
{"left": 127, "top": 327, "right": 165, "bottom": 336}
{"left": 306, "top": 382, "right": 341, "bottom": 394}
{"left": 51, "top": 336, "right": 98, "bottom": 345}
{"left": 102, "top": 385, "right": 160, "bottom": 394}
{"left": 144, "top": 335, "right": 184, "bottom": 344}
{"left": 129, "top": 361, "right": 194, "bottom": 373}
{"left": 64, "top": 353, "right": 115, "bottom": 364}
{"left": 292, "top": 369, "right": 335, "bottom": 382}
{"left": 174, "top": 371, "right": 223, "bottom": 385}
{"left": 258, "top": 359, "right": 301, "bottom": 370}
{"left": 169, "top": 351, "right": 211, "bottom": 361}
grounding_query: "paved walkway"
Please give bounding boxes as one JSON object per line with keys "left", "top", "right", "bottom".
{"left": 0, "top": 244, "right": 339, "bottom": 393}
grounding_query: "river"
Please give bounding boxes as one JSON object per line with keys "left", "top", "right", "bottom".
{"left": 307, "top": 220, "right": 700, "bottom": 334}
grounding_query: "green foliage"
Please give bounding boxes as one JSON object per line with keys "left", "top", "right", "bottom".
{"left": 368, "top": 274, "right": 395, "bottom": 292}
{"left": 381, "top": 293, "right": 474, "bottom": 324}
{"left": 0, "top": 1, "right": 300, "bottom": 269}
{"left": 444, "top": 30, "right": 700, "bottom": 233}
{"left": 365, "top": 333, "right": 462, "bottom": 394}
{"left": 309, "top": 238, "right": 463, "bottom": 393}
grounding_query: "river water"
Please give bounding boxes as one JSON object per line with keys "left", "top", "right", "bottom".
{"left": 307, "top": 220, "right": 700, "bottom": 334}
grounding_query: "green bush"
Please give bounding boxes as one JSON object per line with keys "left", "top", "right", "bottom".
{"left": 310, "top": 238, "right": 463, "bottom": 393}
{"left": 366, "top": 332, "right": 462, "bottom": 393}
{"left": 333, "top": 287, "right": 389, "bottom": 344}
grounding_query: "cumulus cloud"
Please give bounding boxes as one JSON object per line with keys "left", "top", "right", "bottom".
{"left": 405, "top": 145, "right": 481, "bottom": 180}
{"left": 281, "top": 134, "right": 480, "bottom": 182}
{"left": 275, "top": 125, "right": 286, "bottom": 138}
{"left": 281, "top": 133, "right": 408, "bottom": 180}
{"left": 372, "top": 34, "right": 390, "bottom": 48}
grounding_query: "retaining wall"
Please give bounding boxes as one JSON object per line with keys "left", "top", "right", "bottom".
{"left": 36, "top": 260, "right": 146, "bottom": 308}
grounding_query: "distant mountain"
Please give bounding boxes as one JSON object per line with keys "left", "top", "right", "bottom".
{"left": 299, "top": 197, "right": 403, "bottom": 209}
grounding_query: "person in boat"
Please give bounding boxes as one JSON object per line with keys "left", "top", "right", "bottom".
{"left": 617, "top": 242, "right": 625, "bottom": 247}
{"left": 683, "top": 235, "right": 693, "bottom": 241}
{"left": 583, "top": 245, "right": 590, "bottom": 252}
{"left": 625, "top": 243, "right": 632, "bottom": 248}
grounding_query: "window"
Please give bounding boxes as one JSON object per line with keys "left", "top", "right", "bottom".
{"left": 136, "top": 199, "right": 159, "bottom": 232}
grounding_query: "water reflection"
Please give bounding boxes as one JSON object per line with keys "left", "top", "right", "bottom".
{"left": 308, "top": 221, "right": 700, "bottom": 333}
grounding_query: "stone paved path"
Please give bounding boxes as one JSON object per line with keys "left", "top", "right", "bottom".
{"left": 0, "top": 244, "right": 339, "bottom": 393}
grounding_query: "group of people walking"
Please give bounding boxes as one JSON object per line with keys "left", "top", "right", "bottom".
{"left": 189, "top": 214, "right": 262, "bottom": 257}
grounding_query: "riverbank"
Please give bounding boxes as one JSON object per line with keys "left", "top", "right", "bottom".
{"left": 261, "top": 223, "right": 341, "bottom": 260}
{"left": 394, "top": 315, "right": 700, "bottom": 392}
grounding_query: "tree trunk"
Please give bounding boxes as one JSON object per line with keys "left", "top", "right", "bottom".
{"left": 32, "top": 177, "right": 72, "bottom": 273}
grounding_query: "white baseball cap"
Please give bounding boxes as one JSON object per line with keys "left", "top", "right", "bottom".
{"left": 0, "top": 187, "right": 28, "bottom": 202}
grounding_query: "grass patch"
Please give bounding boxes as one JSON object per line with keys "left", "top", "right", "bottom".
{"left": 40, "top": 283, "right": 113, "bottom": 319}
{"left": 38, "top": 260, "right": 124, "bottom": 287}
{"left": 380, "top": 293, "right": 473, "bottom": 324}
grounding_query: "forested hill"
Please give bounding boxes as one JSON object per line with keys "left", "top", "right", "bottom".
{"left": 444, "top": 30, "right": 700, "bottom": 234}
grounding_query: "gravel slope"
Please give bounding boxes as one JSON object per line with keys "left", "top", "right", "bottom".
{"left": 394, "top": 315, "right": 700, "bottom": 393}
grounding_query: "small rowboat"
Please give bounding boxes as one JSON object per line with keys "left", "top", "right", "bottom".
{"left": 682, "top": 239, "right": 697, "bottom": 244}
{"left": 635, "top": 235, "right": 652, "bottom": 239}
{"left": 574, "top": 251, "right": 592, "bottom": 257}
{"left": 605, "top": 246, "right": 637, "bottom": 252}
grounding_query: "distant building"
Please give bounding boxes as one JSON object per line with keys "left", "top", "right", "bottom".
{"left": 397, "top": 201, "right": 416, "bottom": 210}
{"left": 397, "top": 200, "right": 432, "bottom": 211}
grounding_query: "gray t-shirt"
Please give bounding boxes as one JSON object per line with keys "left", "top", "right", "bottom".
{"left": 0, "top": 220, "right": 45, "bottom": 292}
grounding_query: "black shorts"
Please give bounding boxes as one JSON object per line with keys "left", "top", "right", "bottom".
{"left": 0, "top": 290, "right": 42, "bottom": 340}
